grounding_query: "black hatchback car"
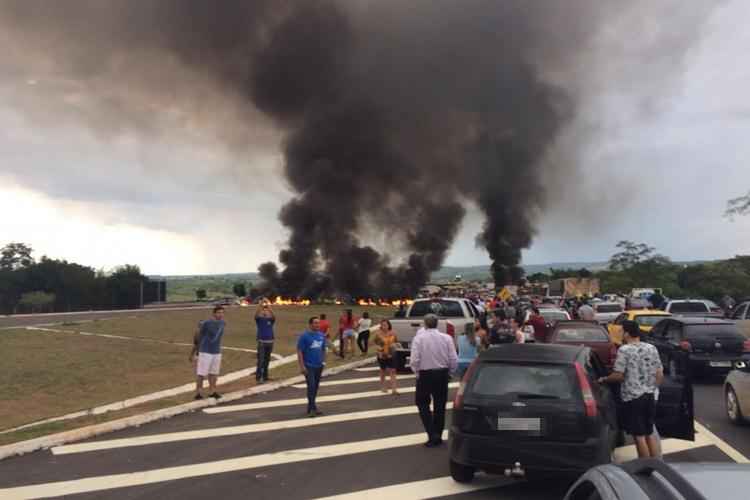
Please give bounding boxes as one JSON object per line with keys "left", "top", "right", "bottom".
{"left": 648, "top": 317, "right": 750, "bottom": 377}
{"left": 449, "top": 344, "right": 694, "bottom": 482}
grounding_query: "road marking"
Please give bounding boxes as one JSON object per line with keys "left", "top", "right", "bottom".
{"left": 54, "top": 403, "right": 454, "bottom": 455}
{"left": 314, "top": 474, "right": 510, "bottom": 500}
{"left": 0, "top": 431, "right": 448, "bottom": 499}
{"left": 694, "top": 420, "right": 750, "bottom": 463}
{"left": 204, "top": 382, "right": 459, "bottom": 414}
{"left": 24, "top": 326, "right": 283, "bottom": 358}
{"left": 291, "top": 374, "right": 416, "bottom": 388}
{"left": 355, "top": 366, "right": 381, "bottom": 372}
{"left": 613, "top": 422, "right": 750, "bottom": 463}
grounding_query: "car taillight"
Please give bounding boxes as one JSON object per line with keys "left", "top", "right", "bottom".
{"left": 453, "top": 360, "right": 479, "bottom": 410}
{"left": 574, "top": 362, "right": 597, "bottom": 417}
{"left": 679, "top": 340, "right": 692, "bottom": 352}
{"left": 446, "top": 323, "right": 455, "bottom": 337}
{"left": 743, "top": 340, "right": 750, "bottom": 353}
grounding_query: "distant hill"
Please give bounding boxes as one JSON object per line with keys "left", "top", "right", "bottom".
{"left": 159, "top": 260, "right": 713, "bottom": 300}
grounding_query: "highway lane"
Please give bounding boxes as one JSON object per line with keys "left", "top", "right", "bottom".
{"left": 1, "top": 364, "right": 748, "bottom": 499}
{"left": 0, "top": 304, "right": 211, "bottom": 329}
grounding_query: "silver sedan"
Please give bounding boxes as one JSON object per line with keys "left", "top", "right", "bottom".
{"left": 725, "top": 361, "right": 750, "bottom": 424}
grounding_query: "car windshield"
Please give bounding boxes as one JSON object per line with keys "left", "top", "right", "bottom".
{"left": 555, "top": 327, "right": 609, "bottom": 342}
{"left": 634, "top": 315, "right": 668, "bottom": 327}
{"left": 408, "top": 300, "right": 464, "bottom": 317}
{"left": 540, "top": 311, "right": 568, "bottom": 321}
{"left": 471, "top": 363, "right": 576, "bottom": 400}
{"left": 685, "top": 324, "right": 740, "bottom": 338}
{"left": 670, "top": 302, "right": 709, "bottom": 314}
{"left": 596, "top": 305, "right": 622, "bottom": 313}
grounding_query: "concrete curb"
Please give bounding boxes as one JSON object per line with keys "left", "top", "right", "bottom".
{"left": 0, "top": 353, "right": 300, "bottom": 436}
{"left": 0, "top": 356, "right": 376, "bottom": 461}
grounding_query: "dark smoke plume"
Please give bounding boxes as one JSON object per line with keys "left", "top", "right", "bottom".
{"left": 0, "top": 0, "right": 718, "bottom": 298}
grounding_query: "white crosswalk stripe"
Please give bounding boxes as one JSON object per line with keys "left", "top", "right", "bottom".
{"left": 314, "top": 475, "right": 511, "bottom": 500}
{"left": 291, "top": 374, "right": 416, "bottom": 388}
{"left": 355, "top": 366, "right": 381, "bottom": 372}
{"left": 0, "top": 431, "right": 449, "bottom": 500}
{"left": 203, "top": 382, "right": 460, "bottom": 414}
{"left": 52, "top": 403, "right": 453, "bottom": 455}
{"left": 2, "top": 365, "right": 746, "bottom": 500}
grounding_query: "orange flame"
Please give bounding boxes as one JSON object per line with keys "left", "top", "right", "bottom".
{"left": 272, "top": 297, "right": 311, "bottom": 306}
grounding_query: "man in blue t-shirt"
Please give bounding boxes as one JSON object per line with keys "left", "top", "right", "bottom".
{"left": 297, "top": 316, "right": 326, "bottom": 417}
{"left": 255, "top": 300, "right": 276, "bottom": 383}
{"left": 193, "top": 306, "right": 226, "bottom": 400}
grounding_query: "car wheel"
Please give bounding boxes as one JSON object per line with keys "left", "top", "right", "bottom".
{"left": 450, "top": 459, "right": 475, "bottom": 483}
{"left": 726, "top": 386, "right": 746, "bottom": 425}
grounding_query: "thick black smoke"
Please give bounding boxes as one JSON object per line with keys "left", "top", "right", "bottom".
{"left": 0, "top": 0, "right": 717, "bottom": 298}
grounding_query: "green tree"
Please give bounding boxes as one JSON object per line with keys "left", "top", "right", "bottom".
{"left": 18, "top": 291, "right": 56, "bottom": 313}
{"left": 725, "top": 191, "right": 750, "bottom": 218}
{"left": 196, "top": 289, "right": 207, "bottom": 300}
{"left": 107, "top": 265, "right": 146, "bottom": 309}
{"left": 608, "top": 241, "right": 655, "bottom": 271}
{"left": 0, "top": 242, "right": 34, "bottom": 271}
{"left": 233, "top": 283, "right": 247, "bottom": 297}
{"left": 527, "top": 272, "right": 550, "bottom": 282}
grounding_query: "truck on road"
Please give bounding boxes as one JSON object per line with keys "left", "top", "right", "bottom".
{"left": 548, "top": 278, "right": 600, "bottom": 299}
{"left": 389, "top": 298, "right": 478, "bottom": 370}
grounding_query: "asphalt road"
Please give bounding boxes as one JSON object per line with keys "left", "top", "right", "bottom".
{"left": 0, "top": 305, "right": 210, "bottom": 329}
{"left": 0, "top": 365, "right": 747, "bottom": 500}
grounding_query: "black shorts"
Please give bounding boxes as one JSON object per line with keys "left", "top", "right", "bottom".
{"left": 377, "top": 356, "right": 394, "bottom": 370}
{"left": 622, "top": 393, "right": 656, "bottom": 437}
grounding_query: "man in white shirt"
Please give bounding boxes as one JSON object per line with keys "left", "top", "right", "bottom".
{"left": 410, "top": 314, "right": 458, "bottom": 447}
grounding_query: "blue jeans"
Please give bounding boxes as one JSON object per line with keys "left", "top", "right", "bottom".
{"left": 305, "top": 366, "right": 323, "bottom": 412}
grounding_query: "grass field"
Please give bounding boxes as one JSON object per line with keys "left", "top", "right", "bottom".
{"left": 1, "top": 305, "right": 394, "bottom": 440}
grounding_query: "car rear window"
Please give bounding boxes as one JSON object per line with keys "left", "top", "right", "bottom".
{"left": 685, "top": 324, "right": 740, "bottom": 338}
{"left": 555, "top": 327, "right": 609, "bottom": 342}
{"left": 471, "top": 363, "right": 576, "bottom": 400}
{"left": 634, "top": 315, "right": 668, "bottom": 326}
{"left": 408, "top": 300, "right": 464, "bottom": 317}
{"left": 669, "top": 302, "right": 709, "bottom": 314}
{"left": 595, "top": 304, "right": 622, "bottom": 313}
{"left": 540, "top": 311, "right": 569, "bottom": 321}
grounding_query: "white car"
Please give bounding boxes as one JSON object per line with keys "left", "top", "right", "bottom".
{"left": 725, "top": 361, "right": 750, "bottom": 425}
{"left": 593, "top": 302, "right": 624, "bottom": 325}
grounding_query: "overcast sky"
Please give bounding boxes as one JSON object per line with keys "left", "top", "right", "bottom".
{"left": 1, "top": 1, "right": 749, "bottom": 275}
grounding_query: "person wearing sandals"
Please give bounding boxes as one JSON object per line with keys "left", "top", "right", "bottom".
{"left": 374, "top": 319, "right": 399, "bottom": 394}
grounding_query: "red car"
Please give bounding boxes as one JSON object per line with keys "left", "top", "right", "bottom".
{"left": 548, "top": 320, "right": 617, "bottom": 370}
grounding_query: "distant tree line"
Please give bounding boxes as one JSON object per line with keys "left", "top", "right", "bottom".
{"left": 528, "top": 241, "right": 750, "bottom": 302}
{"left": 0, "top": 242, "right": 149, "bottom": 314}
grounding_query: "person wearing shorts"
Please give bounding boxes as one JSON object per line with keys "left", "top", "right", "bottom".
{"left": 374, "top": 319, "right": 399, "bottom": 394}
{"left": 339, "top": 309, "right": 357, "bottom": 358}
{"left": 193, "top": 306, "right": 226, "bottom": 400}
{"left": 599, "top": 320, "right": 664, "bottom": 458}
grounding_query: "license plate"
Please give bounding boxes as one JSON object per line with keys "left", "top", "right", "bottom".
{"left": 710, "top": 361, "right": 732, "bottom": 367}
{"left": 498, "top": 417, "right": 541, "bottom": 432}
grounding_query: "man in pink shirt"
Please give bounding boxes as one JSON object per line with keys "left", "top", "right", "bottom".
{"left": 410, "top": 314, "right": 458, "bottom": 447}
